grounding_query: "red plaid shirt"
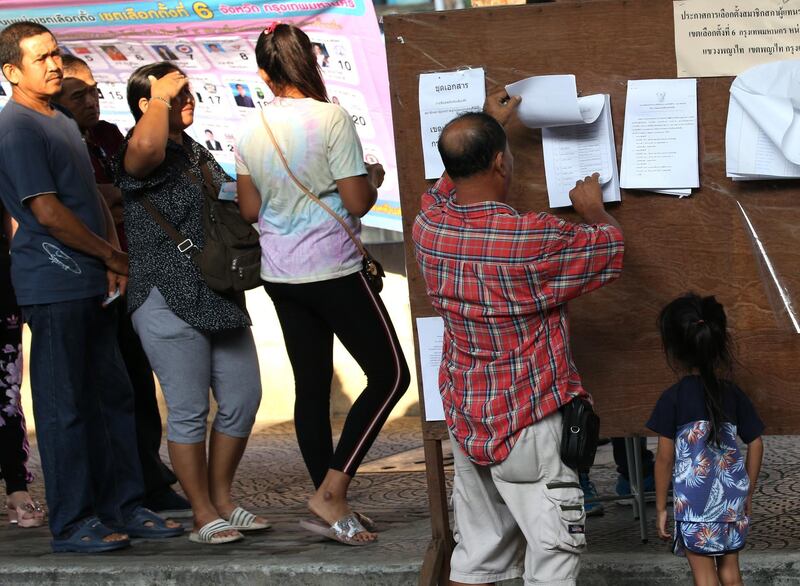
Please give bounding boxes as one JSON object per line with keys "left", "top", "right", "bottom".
{"left": 413, "top": 176, "right": 624, "bottom": 465}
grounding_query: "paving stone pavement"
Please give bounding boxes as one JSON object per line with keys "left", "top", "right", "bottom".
{"left": 1, "top": 417, "right": 798, "bottom": 585}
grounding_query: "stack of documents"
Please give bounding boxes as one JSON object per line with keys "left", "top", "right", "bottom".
{"left": 726, "top": 60, "right": 800, "bottom": 181}
{"left": 619, "top": 79, "right": 699, "bottom": 197}
{"left": 506, "top": 75, "right": 620, "bottom": 209}
{"left": 418, "top": 68, "right": 486, "bottom": 180}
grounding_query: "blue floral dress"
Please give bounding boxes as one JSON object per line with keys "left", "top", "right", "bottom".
{"left": 646, "top": 376, "right": 764, "bottom": 557}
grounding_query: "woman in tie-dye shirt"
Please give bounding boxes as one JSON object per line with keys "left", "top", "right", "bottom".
{"left": 236, "top": 24, "right": 409, "bottom": 546}
{"left": 647, "top": 294, "right": 764, "bottom": 585}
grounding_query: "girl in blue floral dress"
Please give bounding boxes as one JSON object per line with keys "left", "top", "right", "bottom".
{"left": 647, "top": 293, "right": 764, "bottom": 586}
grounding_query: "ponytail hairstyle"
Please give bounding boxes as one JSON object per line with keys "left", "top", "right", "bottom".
{"left": 255, "top": 23, "right": 328, "bottom": 103}
{"left": 658, "top": 293, "right": 733, "bottom": 446}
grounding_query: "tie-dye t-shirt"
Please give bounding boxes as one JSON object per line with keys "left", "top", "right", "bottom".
{"left": 646, "top": 376, "right": 764, "bottom": 523}
{"left": 235, "top": 97, "right": 366, "bottom": 283}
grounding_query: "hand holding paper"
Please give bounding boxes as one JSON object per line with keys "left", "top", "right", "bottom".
{"left": 504, "top": 74, "right": 619, "bottom": 208}
{"left": 483, "top": 87, "right": 521, "bottom": 127}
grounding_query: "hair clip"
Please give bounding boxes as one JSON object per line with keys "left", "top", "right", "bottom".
{"left": 264, "top": 22, "right": 279, "bottom": 35}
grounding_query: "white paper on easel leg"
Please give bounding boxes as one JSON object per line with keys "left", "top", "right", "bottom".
{"left": 505, "top": 74, "right": 605, "bottom": 129}
{"left": 419, "top": 68, "right": 486, "bottom": 180}
{"left": 415, "top": 316, "right": 446, "bottom": 422}
{"left": 542, "top": 95, "right": 620, "bottom": 208}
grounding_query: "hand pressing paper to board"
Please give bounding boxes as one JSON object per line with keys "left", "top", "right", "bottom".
{"left": 506, "top": 75, "right": 620, "bottom": 208}
{"left": 726, "top": 60, "right": 800, "bottom": 180}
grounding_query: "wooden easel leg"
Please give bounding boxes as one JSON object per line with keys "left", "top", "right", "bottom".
{"left": 419, "top": 539, "right": 444, "bottom": 586}
{"left": 419, "top": 438, "right": 453, "bottom": 586}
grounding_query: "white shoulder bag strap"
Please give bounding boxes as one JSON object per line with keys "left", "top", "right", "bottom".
{"left": 259, "top": 110, "right": 370, "bottom": 259}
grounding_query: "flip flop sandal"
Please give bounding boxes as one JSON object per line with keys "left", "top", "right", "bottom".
{"left": 51, "top": 516, "right": 130, "bottom": 553}
{"left": 299, "top": 513, "right": 376, "bottom": 546}
{"left": 188, "top": 519, "right": 243, "bottom": 544}
{"left": 354, "top": 511, "right": 379, "bottom": 533}
{"left": 7, "top": 499, "right": 45, "bottom": 528}
{"left": 226, "top": 507, "right": 272, "bottom": 532}
{"left": 116, "top": 506, "right": 185, "bottom": 539}
{"left": 302, "top": 511, "right": 380, "bottom": 533}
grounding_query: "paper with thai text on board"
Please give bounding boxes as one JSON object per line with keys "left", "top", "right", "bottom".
{"left": 506, "top": 74, "right": 605, "bottom": 129}
{"left": 620, "top": 79, "right": 699, "bottom": 197}
{"left": 540, "top": 95, "right": 620, "bottom": 209}
{"left": 419, "top": 68, "right": 486, "bottom": 180}
{"left": 415, "top": 316, "right": 446, "bottom": 422}
{"left": 726, "top": 60, "right": 800, "bottom": 180}
{"left": 674, "top": 0, "right": 800, "bottom": 78}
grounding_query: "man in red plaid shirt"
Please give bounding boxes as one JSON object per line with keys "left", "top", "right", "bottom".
{"left": 413, "top": 93, "right": 624, "bottom": 586}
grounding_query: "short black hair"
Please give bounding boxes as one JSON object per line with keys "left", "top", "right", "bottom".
{"left": 0, "top": 21, "right": 52, "bottom": 69}
{"left": 127, "top": 61, "right": 185, "bottom": 121}
{"left": 204, "top": 129, "right": 213, "bottom": 134}
{"left": 438, "top": 112, "right": 507, "bottom": 180}
{"left": 61, "top": 54, "right": 89, "bottom": 76}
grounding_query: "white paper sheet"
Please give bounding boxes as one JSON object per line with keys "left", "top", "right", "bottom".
{"left": 415, "top": 316, "right": 446, "bottom": 422}
{"left": 506, "top": 75, "right": 605, "bottom": 129}
{"left": 619, "top": 79, "right": 699, "bottom": 195}
{"left": 726, "top": 60, "right": 800, "bottom": 180}
{"left": 541, "top": 95, "right": 620, "bottom": 208}
{"left": 419, "top": 68, "right": 486, "bottom": 180}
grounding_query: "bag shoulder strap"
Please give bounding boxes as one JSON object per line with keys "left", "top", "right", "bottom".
{"left": 140, "top": 147, "right": 208, "bottom": 257}
{"left": 259, "top": 110, "right": 368, "bottom": 259}
{"left": 140, "top": 196, "right": 200, "bottom": 257}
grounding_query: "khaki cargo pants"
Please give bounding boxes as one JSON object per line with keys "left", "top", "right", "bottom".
{"left": 449, "top": 411, "right": 585, "bottom": 585}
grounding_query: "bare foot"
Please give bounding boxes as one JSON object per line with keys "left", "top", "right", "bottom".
{"left": 99, "top": 532, "right": 128, "bottom": 543}
{"left": 308, "top": 490, "right": 376, "bottom": 543}
{"left": 7, "top": 491, "right": 45, "bottom": 527}
{"left": 142, "top": 518, "right": 182, "bottom": 530}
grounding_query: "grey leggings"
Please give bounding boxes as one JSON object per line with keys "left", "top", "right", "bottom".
{"left": 132, "top": 287, "right": 262, "bottom": 444}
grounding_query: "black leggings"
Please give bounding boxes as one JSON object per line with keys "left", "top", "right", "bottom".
{"left": 264, "top": 271, "right": 410, "bottom": 487}
{"left": 0, "top": 258, "right": 31, "bottom": 495}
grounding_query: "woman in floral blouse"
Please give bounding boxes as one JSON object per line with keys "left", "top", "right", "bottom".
{"left": 117, "top": 63, "right": 264, "bottom": 545}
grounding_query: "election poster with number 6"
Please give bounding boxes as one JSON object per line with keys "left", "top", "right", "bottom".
{"left": 0, "top": 0, "right": 402, "bottom": 231}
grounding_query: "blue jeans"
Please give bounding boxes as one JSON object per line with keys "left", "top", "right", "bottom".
{"left": 23, "top": 296, "right": 144, "bottom": 539}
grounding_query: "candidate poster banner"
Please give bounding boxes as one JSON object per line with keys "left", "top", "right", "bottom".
{"left": 0, "top": 0, "right": 402, "bottom": 231}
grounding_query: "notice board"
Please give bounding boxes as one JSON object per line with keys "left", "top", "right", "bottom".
{"left": 384, "top": 2, "right": 800, "bottom": 581}
{"left": 386, "top": 0, "right": 800, "bottom": 438}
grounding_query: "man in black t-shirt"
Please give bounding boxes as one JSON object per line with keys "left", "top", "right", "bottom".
{"left": 0, "top": 21, "right": 183, "bottom": 551}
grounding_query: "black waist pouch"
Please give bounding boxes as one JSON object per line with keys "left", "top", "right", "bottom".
{"left": 559, "top": 397, "right": 600, "bottom": 470}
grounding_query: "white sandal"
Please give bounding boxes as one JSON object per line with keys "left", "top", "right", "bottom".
{"left": 226, "top": 507, "right": 272, "bottom": 532}
{"left": 188, "top": 519, "right": 243, "bottom": 544}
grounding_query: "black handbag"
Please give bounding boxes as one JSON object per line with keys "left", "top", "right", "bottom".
{"left": 141, "top": 151, "right": 262, "bottom": 294}
{"left": 559, "top": 397, "right": 600, "bottom": 470}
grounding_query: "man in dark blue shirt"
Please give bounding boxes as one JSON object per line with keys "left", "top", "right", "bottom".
{"left": 0, "top": 21, "right": 182, "bottom": 552}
